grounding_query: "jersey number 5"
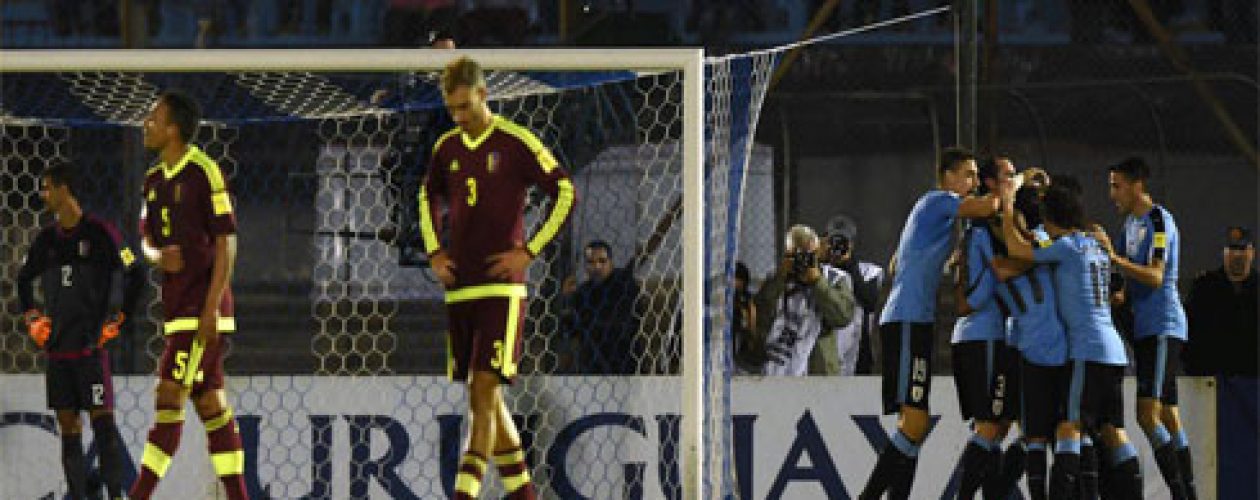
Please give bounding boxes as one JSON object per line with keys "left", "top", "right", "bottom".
{"left": 160, "top": 206, "right": 172, "bottom": 237}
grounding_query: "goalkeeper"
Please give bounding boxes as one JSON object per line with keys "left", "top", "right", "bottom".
{"left": 17, "top": 162, "right": 143, "bottom": 500}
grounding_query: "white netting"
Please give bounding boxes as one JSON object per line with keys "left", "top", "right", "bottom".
{"left": 0, "top": 52, "right": 774, "bottom": 499}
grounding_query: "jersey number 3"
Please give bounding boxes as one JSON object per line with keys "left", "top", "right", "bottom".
{"left": 465, "top": 177, "right": 478, "bottom": 207}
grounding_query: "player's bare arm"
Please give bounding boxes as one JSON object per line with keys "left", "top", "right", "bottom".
{"left": 198, "top": 234, "right": 236, "bottom": 347}
{"left": 957, "top": 193, "right": 1001, "bottom": 219}
{"left": 1093, "top": 225, "right": 1165, "bottom": 288}
{"left": 1001, "top": 199, "right": 1035, "bottom": 262}
{"left": 142, "top": 235, "right": 184, "bottom": 273}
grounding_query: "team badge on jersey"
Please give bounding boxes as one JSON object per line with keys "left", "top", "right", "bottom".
{"left": 450, "top": 159, "right": 460, "bottom": 172}
{"left": 146, "top": 189, "right": 155, "bottom": 202}
{"left": 172, "top": 183, "right": 182, "bottom": 203}
{"left": 79, "top": 239, "right": 90, "bottom": 257}
{"left": 1126, "top": 223, "right": 1146, "bottom": 257}
{"left": 486, "top": 152, "right": 499, "bottom": 173}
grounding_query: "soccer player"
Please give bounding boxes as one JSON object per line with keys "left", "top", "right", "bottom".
{"left": 949, "top": 157, "right": 1021, "bottom": 499}
{"left": 18, "top": 163, "right": 142, "bottom": 500}
{"left": 859, "top": 147, "right": 1008, "bottom": 500}
{"left": 992, "top": 184, "right": 1070, "bottom": 500}
{"left": 419, "top": 56, "right": 576, "bottom": 500}
{"left": 1001, "top": 184, "right": 1143, "bottom": 500}
{"left": 129, "top": 91, "right": 248, "bottom": 500}
{"left": 1101, "top": 156, "right": 1195, "bottom": 499}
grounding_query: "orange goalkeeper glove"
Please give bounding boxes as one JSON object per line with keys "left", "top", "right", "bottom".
{"left": 24, "top": 309, "right": 50, "bottom": 348}
{"left": 99, "top": 312, "right": 125, "bottom": 347}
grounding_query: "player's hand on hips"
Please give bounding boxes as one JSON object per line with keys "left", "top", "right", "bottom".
{"left": 429, "top": 251, "right": 457, "bottom": 287}
{"left": 487, "top": 247, "right": 532, "bottom": 280}
{"left": 158, "top": 245, "right": 184, "bottom": 273}
{"left": 196, "top": 309, "right": 220, "bottom": 347}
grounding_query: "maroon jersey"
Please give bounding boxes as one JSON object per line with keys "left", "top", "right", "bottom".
{"left": 420, "top": 115, "right": 576, "bottom": 299}
{"left": 140, "top": 145, "right": 237, "bottom": 333}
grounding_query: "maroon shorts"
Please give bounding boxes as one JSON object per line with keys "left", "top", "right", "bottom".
{"left": 447, "top": 297, "right": 527, "bottom": 384}
{"left": 157, "top": 332, "right": 230, "bottom": 395}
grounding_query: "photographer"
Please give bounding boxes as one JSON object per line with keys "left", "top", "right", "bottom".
{"left": 755, "top": 225, "right": 855, "bottom": 376}
{"left": 811, "top": 224, "right": 885, "bottom": 375}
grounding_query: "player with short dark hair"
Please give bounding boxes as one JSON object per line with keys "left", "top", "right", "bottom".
{"left": 950, "top": 156, "right": 1022, "bottom": 498}
{"left": 18, "top": 163, "right": 143, "bottom": 500}
{"left": 1100, "top": 156, "right": 1195, "bottom": 499}
{"left": 129, "top": 90, "right": 248, "bottom": 499}
{"left": 859, "top": 147, "right": 1010, "bottom": 500}
{"left": 1002, "top": 185, "right": 1144, "bottom": 499}
{"left": 421, "top": 56, "right": 576, "bottom": 500}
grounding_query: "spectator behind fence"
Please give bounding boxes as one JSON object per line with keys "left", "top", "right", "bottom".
{"left": 732, "top": 262, "right": 764, "bottom": 375}
{"left": 755, "top": 224, "right": 855, "bottom": 376}
{"left": 561, "top": 240, "right": 642, "bottom": 374}
{"left": 1184, "top": 226, "right": 1258, "bottom": 376}
{"left": 812, "top": 218, "right": 885, "bottom": 375}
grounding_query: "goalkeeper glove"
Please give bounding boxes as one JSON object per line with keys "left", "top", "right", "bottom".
{"left": 24, "top": 309, "right": 50, "bottom": 348}
{"left": 99, "top": 312, "right": 125, "bottom": 347}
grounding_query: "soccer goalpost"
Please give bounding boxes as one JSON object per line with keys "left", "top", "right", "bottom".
{"left": 1, "top": 48, "right": 774, "bottom": 498}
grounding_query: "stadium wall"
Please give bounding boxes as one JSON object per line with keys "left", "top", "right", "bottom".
{"left": 0, "top": 376, "right": 1217, "bottom": 499}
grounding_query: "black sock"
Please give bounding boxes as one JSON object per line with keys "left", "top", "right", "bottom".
{"left": 861, "top": 431, "right": 919, "bottom": 500}
{"left": 985, "top": 442, "right": 1026, "bottom": 500}
{"left": 1177, "top": 446, "right": 1198, "bottom": 500}
{"left": 1154, "top": 444, "right": 1187, "bottom": 500}
{"left": 1079, "top": 440, "right": 1099, "bottom": 500}
{"left": 860, "top": 444, "right": 898, "bottom": 500}
{"left": 1112, "top": 457, "right": 1143, "bottom": 500}
{"left": 887, "top": 455, "right": 920, "bottom": 500}
{"left": 1026, "top": 443, "right": 1047, "bottom": 500}
{"left": 1049, "top": 451, "right": 1080, "bottom": 500}
{"left": 62, "top": 433, "right": 87, "bottom": 498}
{"left": 92, "top": 414, "right": 126, "bottom": 498}
{"left": 958, "top": 438, "right": 993, "bottom": 499}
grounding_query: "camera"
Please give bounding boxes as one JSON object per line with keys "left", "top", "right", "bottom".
{"left": 790, "top": 250, "right": 817, "bottom": 280}
{"left": 827, "top": 233, "right": 851, "bottom": 262}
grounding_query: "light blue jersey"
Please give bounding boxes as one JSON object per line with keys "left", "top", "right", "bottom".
{"left": 881, "top": 190, "right": 962, "bottom": 324}
{"left": 1119, "top": 205, "right": 1188, "bottom": 340}
{"left": 1032, "top": 232, "right": 1128, "bottom": 366}
{"left": 952, "top": 222, "right": 1005, "bottom": 343}
{"left": 999, "top": 228, "right": 1069, "bottom": 366}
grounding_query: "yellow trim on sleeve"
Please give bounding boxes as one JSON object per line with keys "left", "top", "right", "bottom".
{"left": 497, "top": 117, "right": 559, "bottom": 174}
{"left": 1152, "top": 232, "right": 1167, "bottom": 249}
{"left": 418, "top": 183, "right": 441, "bottom": 255}
{"left": 526, "top": 178, "right": 575, "bottom": 256}
{"left": 211, "top": 192, "right": 233, "bottom": 215}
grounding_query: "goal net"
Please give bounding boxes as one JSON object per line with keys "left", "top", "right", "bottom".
{"left": 0, "top": 49, "right": 775, "bottom": 499}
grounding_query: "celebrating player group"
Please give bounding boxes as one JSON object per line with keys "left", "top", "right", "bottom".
{"left": 859, "top": 148, "right": 1196, "bottom": 500}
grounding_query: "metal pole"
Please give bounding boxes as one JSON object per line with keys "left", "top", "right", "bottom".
{"left": 956, "top": 0, "right": 978, "bottom": 150}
